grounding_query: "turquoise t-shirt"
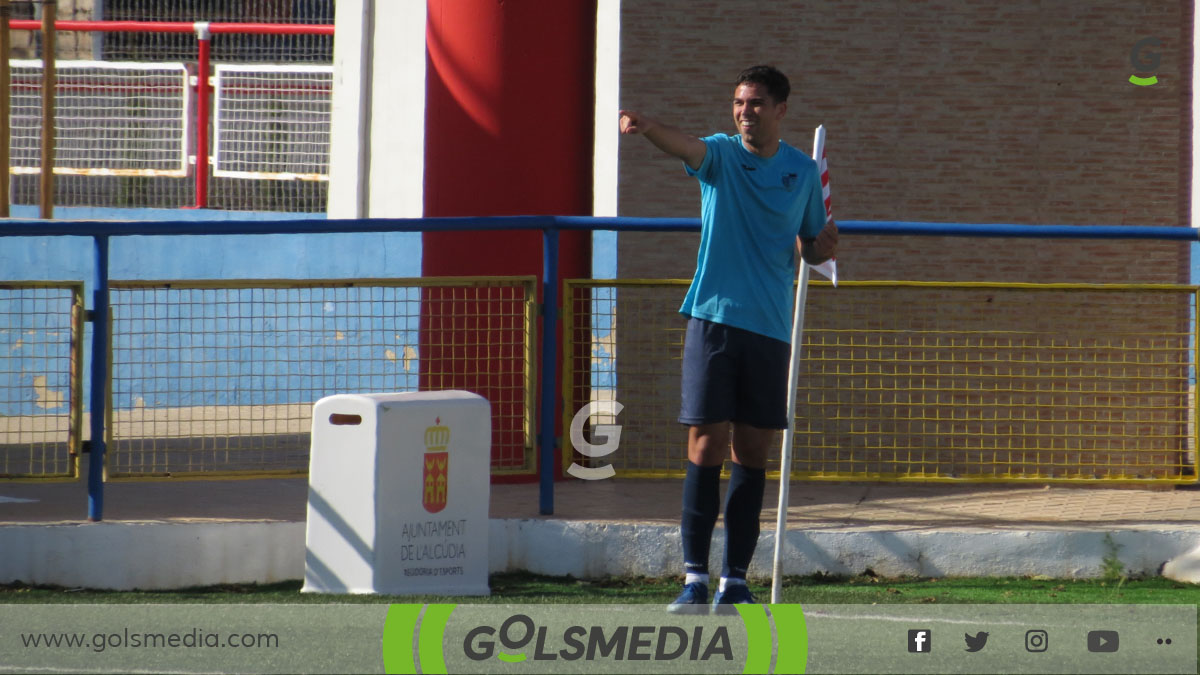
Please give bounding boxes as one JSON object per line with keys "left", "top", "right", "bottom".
{"left": 680, "top": 133, "right": 826, "bottom": 343}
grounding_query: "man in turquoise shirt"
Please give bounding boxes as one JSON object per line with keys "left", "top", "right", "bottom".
{"left": 620, "top": 65, "right": 837, "bottom": 611}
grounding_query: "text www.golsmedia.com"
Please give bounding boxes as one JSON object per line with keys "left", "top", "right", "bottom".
{"left": 21, "top": 628, "right": 279, "bottom": 653}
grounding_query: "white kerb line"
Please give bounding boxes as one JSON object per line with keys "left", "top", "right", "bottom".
{"left": 771, "top": 124, "right": 828, "bottom": 604}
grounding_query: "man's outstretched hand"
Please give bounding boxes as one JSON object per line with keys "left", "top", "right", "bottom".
{"left": 619, "top": 110, "right": 651, "bottom": 135}
{"left": 618, "top": 110, "right": 706, "bottom": 170}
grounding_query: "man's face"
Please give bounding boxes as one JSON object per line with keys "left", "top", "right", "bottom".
{"left": 732, "top": 82, "right": 786, "bottom": 150}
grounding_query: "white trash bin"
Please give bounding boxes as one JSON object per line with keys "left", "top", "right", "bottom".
{"left": 302, "top": 390, "right": 491, "bottom": 595}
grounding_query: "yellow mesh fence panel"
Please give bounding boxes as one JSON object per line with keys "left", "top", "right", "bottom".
{"left": 107, "top": 277, "right": 535, "bottom": 480}
{"left": 0, "top": 282, "right": 84, "bottom": 480}
{"left": 564, "top": 280, "right": 689, "bottom": 477}
{"left": 800, "top": 282, "right": 1196, "bottom": 482}
{"left": 566, "top": 280, "right": 1198, "bottom": 484}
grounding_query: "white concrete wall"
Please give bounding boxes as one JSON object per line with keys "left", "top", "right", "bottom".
{"left": 0, "top": 522, "right": 305, "bottom": 590}
{"left": 3, "top": 520, "right": 1197, "bottom": 590}
{"left": 327, "top": 0, "right": 426, "bottom": 218}
{"left": 593, "top": 0, "right": 620, "bottom": 218}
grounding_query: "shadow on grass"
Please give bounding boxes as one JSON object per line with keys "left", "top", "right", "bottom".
{"left": 1, "top": 572, "right": 1197, "bottom": 605}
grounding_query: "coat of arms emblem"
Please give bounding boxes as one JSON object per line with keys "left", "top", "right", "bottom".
{"left": 422, "top": 417, "right": 450, "bottom": 513}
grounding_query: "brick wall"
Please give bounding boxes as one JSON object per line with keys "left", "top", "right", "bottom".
{"left": 11, "top": 0, "right": 96, "bottom": 59}
{"left": 617, "top": 0, "right": 1191, "bottom": 283}
{"left": 612, "top": 1, "right": 1194, "bottom": 479}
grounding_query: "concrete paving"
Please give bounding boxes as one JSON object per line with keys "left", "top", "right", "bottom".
{"left": 4, "top": 468, "right": 1200, "bottom": 530}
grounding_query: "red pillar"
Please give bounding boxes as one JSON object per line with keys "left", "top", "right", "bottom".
{"left": 421, "top": 0, "right": 595, "bottom": 481}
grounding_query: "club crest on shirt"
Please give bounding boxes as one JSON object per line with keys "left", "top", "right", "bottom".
{"left": 781, "top": 172, "right": 798, "bottom": 190}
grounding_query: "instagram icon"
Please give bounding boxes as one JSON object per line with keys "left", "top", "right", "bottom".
{"left": 1025, "top": 630, "right": 1048, "bottom": 652}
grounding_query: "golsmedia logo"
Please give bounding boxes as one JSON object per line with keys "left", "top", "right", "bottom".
{"left": 463, "top": 613, "right": 733, "bottom": 663}
{"left": 381, "top": 603, "right": 808, "bottom": 674}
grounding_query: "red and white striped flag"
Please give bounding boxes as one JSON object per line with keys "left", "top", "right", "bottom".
{"left": 810, "top": 125, "right": 837, "bottom": 286}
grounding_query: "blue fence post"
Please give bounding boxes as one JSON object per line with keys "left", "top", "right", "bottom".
{"left": 539, "top": 227, "right": 560, "bottom": 515}
{"left": 87, "top": 235, "right": 109, "bottom": 522}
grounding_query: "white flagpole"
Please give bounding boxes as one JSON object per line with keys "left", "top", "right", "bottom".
{"left": 771, "top": 124, "right": 827, "bottom": 604}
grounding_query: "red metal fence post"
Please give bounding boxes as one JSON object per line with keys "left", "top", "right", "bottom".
{"left": 192, "top": 22, "right": 211, "bottom": 209}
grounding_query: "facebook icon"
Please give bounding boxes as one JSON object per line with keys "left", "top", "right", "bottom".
{"left": 908, "top": 629, "right": 933, "bottom": 653}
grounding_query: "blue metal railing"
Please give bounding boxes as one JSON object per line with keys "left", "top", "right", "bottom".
{"left": 88, "top": 236, "right": 109, "bottom": 520}
{"left": 4, "top": 217, "right": 1199, "bottom": 238}
{"left": 2, "top": 216, "right": 1197, "bottom": 520}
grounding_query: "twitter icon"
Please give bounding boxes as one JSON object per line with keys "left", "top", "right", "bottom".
{"left": 964, "top": 632, "right": 989, "bottom": 652}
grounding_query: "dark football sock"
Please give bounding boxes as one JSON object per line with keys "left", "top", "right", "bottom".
{"left": 680, "top": 461, "right": 722, "bottom": 577}
{"left": 722, "top": 461, "right": 766, "bottom": 580}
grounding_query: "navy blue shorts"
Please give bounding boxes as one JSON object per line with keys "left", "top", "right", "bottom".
{"left": 678, "top": 317, "right": 791, "bottom": 429}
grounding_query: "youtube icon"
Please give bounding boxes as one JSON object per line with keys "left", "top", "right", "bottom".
{"left": 1088, "top": 630, "right": 1119, "bottom": 653}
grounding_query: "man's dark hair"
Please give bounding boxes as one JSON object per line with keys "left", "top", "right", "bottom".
{"left": 735, "top": 65, "right": 790, "bottom": 103}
